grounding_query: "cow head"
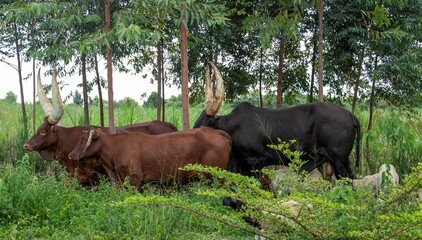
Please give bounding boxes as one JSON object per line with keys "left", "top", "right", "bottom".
{"left": 69, "top": 128, "right": 102, "bottom": 161}
{"left": 193, "top": 62, "right": 224, "bottom": 128}
{"left": 24, "top": 67, "right": 64, "bottom": 159}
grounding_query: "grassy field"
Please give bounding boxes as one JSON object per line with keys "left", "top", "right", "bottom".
{"left": 0, "top": 100, "right": 421, "bottom": 239}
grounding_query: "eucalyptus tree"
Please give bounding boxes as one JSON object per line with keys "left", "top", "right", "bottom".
{"left": 0, "top": 4, "right": 29, "bottom": 136}
{"left": 145, "top": 0, "right": 228, "bottom": 130}
{"left": 78, "top": 0, "right": 160, "bottom": 131}
{"left": 324, "top": 0, "right": 422, "bottom": 168}
{"left": 0, "top": 1, "right": 45, "bottom": 138}
{"left": 104, "top": 0, "right": 115, "bottom": 133}
{"left": 326, "top": 0, "right": 421, "bottom": 110}
{"left": 171, "top": 1, "right": 261, "bottom": 105}
{"left": 370, "top": 1, "right": 422, "bottom": 107}
{"left": 240, "top": 0, "right": 307, "bottom": 107}
{"left": 365, "top": 1, "right": 422, "bottom": 168}
{"left": 324, "top": 0, "right": 375, "bottom": 110}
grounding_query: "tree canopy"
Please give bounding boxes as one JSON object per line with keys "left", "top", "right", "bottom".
{"left": 1, "top": 0, "right": 420, "bottom": 118}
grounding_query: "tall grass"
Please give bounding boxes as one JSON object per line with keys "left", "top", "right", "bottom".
{"left": 1, "top": 100, "right": 420, "bottom": 177}
{"left": 0, "top": 100, "right": 421, "bottom": 239}
{"left": 0, "top": 162, "right": 250, "bottom": 239}
{"left": 356, "top": 107, "right": 422, "bottom": 177}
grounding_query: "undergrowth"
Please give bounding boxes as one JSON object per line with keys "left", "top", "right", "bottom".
{"left": 0, "top": 156, "right": 251, "bottom": 239}
{"left": 119, "top": 162, "right": 422, "bottom": 240}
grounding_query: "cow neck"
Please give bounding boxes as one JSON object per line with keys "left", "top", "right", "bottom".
{"left": 55, "top": 126, "right": 79, "bottom": 172}
{"left": 219, "top": 116, "right": 229, "bottom": 130}
{"left": 99, "top": 134, "right": 115, "bottom": 169}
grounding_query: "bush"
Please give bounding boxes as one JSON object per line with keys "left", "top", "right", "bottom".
{"left": 119, "top": 140, "right": 422, "bottom": 240}
{"left": 0, "top": 156, "right": 251, "bottom": 239}
{"left": 121, "top": 162, "right": 422, "bottom": 240}
{"left": 4, "top": 91, "right": 17, "bottom": 104}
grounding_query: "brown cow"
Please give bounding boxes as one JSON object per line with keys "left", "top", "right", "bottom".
{"left": 24, "top": 68, "right": 177, "bottom": 187}
{"left": 68, "top": 127, "right": 231, "bottom": 188}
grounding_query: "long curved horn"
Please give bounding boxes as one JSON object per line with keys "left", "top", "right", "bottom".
{"left": 204, "top": 63, "right": 213, "bottom": 114}
{"left": 205, "top": 61, "right": 224, "bottom": 116}
{"left": 37, "top": 68, "right": 53, "bottom": 118}
{"left": 83, "top": 129, "right": 95, "bottom": 153}
{"left": 49, "top": 67, "right": 64, "bottom": 124}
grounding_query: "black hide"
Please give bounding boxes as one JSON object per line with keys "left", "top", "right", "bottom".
{"left": 194, "top": 102, "right": 360, "bottom": 179}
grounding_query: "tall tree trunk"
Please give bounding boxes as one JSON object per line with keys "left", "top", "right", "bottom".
{"left": 31, "top": 20, "right": 36, "bottom": 133}
{"left": 352, "top": 47, "right": 365, "bottom": 113}
{"left": 317, "top": 0, "right": 324, "bottom": 102}
{"left": 259, "top": 47, "right": 263, "bottom": 108}
{"left": 161, "top": 39, "right": 165, "bottom": 121}
{"left": 94, "top": 55, "right": 104, "bottom": 127}
{"left": 180, "top": 18, "right": 190, "bottom": 130}
{"left": 105, "top": 0, "right": 115, "bottom": 134}
{"left": 156, "top": 40, "right": 162, "bottom": 121}
{"left": 81, "top": 54, "right": 90, "bottom": 126}
{"left": 277, "top": 36, "right": 285, "bottom": 108}
{"left": 309, "top": 24, "right": 318, "bottom": 103}
{"left": 14, "top": 21, "right": 28, "bottom": 138}
{"left": 365, "top": 55, "right": 378, "bottom": 171}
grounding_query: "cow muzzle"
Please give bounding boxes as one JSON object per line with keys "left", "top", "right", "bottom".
{"left": 68, "top": 152, "right": 83, "bottom": 161}
{"left": 23, "top": 143, "right": 34, "bottom": 151}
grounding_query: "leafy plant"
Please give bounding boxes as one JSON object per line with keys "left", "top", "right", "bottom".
{"left": 120, "top": 162, "right": 422, "bottom": 240}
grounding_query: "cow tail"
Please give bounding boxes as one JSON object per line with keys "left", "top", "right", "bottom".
{"left": 353, "top": 114, "right": 361, "bottom": 168}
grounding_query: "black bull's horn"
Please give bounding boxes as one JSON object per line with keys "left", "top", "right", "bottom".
{"left": 204, "top": 61, "right": 224, "bottom": 116}
{"left": 37, "top": 67, "right": 64, "bottom": 124}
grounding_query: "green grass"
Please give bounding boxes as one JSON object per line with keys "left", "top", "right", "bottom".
{"left": 0, "top": 162, "right": 251, "bottom": 239}
{"left": 355, "top": 106, "right": 422, "bottom": 176}
{"left": 0, "top": 100, "right": 421, "bottom": 239}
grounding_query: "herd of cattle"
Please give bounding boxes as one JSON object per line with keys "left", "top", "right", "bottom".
{"left": 24, "top": 62, "right": 410, "bottom": 200}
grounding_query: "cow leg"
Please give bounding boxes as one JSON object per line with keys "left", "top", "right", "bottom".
{"left": 226, "top": 153, "right": 254, "bottom": 176}
{"left": 323, "top": 147, "right": 354, "bottom": 179}
{"left": 129, "top": 174, "right": 142, "bottom": 189}
{"left": 300, "top": 155, "right": 326, "bottom": 172}
{"left": 103, "top": 167, "right": 122, "bottom": 185}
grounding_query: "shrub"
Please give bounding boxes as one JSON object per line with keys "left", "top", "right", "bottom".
{"left": 119, "top": 139, "right": 422, "bottom": 240}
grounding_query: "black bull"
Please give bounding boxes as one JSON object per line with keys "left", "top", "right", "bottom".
{"left": 194, "top": 101, "right": 361, "bottom": 179}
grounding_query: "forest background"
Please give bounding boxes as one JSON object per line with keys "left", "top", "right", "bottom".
{"left": 0, "top": 1, "right": 421, "bottom": 239}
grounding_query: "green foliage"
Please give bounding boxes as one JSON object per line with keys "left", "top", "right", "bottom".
{"left": 117, "top": 97, "right": 139, "bottom": 109}
{"left": 121, "top": 162, "right": 422, "bottom": 240}
{"left": 267, "top": 139, "right": 305, "bottom": 173}
{"left": 72, "top": 90, "right": 83, "bottom": 106}
{"left": 3, "top": 91, "right": 17, "bottom": 104}
{"left": 166, "top": 94, "right": 182, "bottom": 108}
{"left": 0, "top": 101, "right": 421, "bottom": 239}
{"left": 143, "top": 91, "right": 158, "bottom": 108}
{"left": 0, "top": 157, "right": 250, "bottom": 239}
{"left": 357, "top": 106, "right": 422, "bottom": 176}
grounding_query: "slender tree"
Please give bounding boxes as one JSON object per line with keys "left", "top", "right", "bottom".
{"left": 81, "top": 53, "right": 89, "bottom": 125}
{"left": 105, "top": 0, "right": 115, "bottom": 134}
{"left": 317, "top": 0, "right": 324, "bottom": 102}
{"left": 156, "top": 40, "right": 162, "bottom": 121}
{"left": 31, "top": 20, "right": 36, "bottom": 132}
{"left": 180, "top": 13, "right": 189, "bottom": 129}
{"left": 13, "top": 20, "right": 28, "bottom": 138}
{"left": 276, "top": 36, "right": 285, "bottom": 108}
{"left": 161, "top": 39, "right": 165, "bottom": 121}
{"left": 94, "top": 55, "right": 105, "bottom": 126}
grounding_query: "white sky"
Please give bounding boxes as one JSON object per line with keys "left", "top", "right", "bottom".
{"left": 0, "top": 56, "right": 180, "bottom": 104}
